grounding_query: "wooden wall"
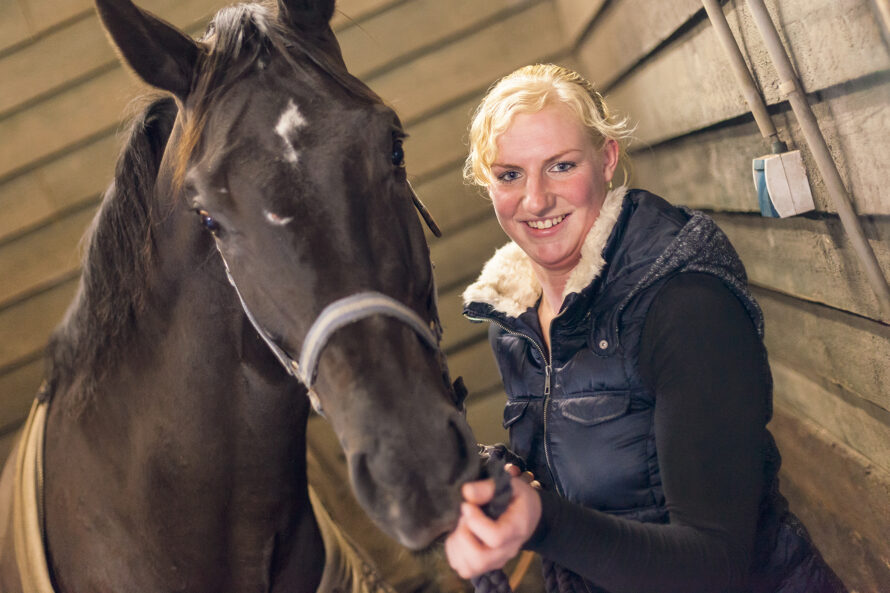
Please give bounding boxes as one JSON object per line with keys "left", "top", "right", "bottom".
{"left": 1, "top": 0, "right": 888, "bottom": 590}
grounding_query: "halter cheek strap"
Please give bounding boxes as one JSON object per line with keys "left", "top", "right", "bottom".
{"left": 214, "top": 241, "right": 440, "bottom": 415}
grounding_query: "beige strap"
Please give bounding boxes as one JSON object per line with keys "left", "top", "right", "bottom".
{"left": 13, "top": 399, "right": 54, "bottom": 593}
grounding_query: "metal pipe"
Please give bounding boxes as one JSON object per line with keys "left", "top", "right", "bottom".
{"left": 701, "top": 0, "right": 785, "bottom": 152}
{"left": 746, "top": 0, "right": 890, "bottom": 322}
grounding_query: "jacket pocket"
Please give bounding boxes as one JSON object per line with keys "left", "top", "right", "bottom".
{"left": 554, "top": 392, "right": 630, "bottom": 426}
{"left": 502, "top": 400, "right": 530, "bottom": 429}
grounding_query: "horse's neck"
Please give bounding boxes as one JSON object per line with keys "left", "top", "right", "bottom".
{"left": 43, "top": 245, "right": 324, "bottom": 593}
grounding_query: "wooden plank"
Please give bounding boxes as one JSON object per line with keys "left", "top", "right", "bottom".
{"left": 771, "top": 358, "right": 890, "bottom": 476}
{"left": 770, "top": 405, "right": 890, "bottom": 591}
{"left": 0, "top": 0, "right": 89, "bottom": 54}
{"left": 0, "top": 0, "right": 221, "bottom": 117}
{"left": 439, "top": 284, "right": 487, "bottom": 354}
{"left": 554, "top": 0, "right": 606, "bottom": 44}
{"left": 367, "top": 1, "right": 567, "bottom": 122}
{"left": 600, "top": 0, "right": 890, "bottom": 146}
{"left": 339, "top": 0, "right": 529, "bottom": 79}
{"left": 755, "top": 288, "right": 890, "bottom": 412}
{"left": 713, "top": 212, "right": 890, "bottom": 321}
{"left": 0, "top": 358, "right": 43, "bottom": 433}
{"left": 0, "top": 135, "right": 112, "bottom": 243}
{"left": 0, "top": 206, "right": 92, "bottom": 307}
{"left": 466, "top": 388, "right": 509, "bottom": 447}
{"left": 430, "top": 215, "right": 506, "bottom": 291}
{"left": 332, "top": 0, "right": 401, "bottom": 29}
{"left": 447, "top": 338, "right": 504, "bottom": 410}
{"left": 0, "top": 278, "right": 78, "bottom": 368}
{"left": 577, "top": 0, "right": 701, "bottom": 88}
{"left": 631, "top": 76, "right": 890, "bottom": 216}
{"left": 0, "top": 67, "right": 144, "bottom": 181}
{"left": 412, "top": 165, "right": 491, "bottom": 235}
{"left": 404, "top": 94, "right": 481, "bottom": 177}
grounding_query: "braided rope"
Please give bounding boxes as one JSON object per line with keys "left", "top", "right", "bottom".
{"left": 471, "top": 449, "right": 516, "bottom": 593}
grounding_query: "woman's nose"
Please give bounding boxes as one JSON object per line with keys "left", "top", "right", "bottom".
{"left": 524, "top": 172, "right": 553, "bottom": 214}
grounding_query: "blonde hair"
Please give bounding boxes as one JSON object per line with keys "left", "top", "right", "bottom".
{"left": 464, "top": 64, "right": 634, "bottom": 187}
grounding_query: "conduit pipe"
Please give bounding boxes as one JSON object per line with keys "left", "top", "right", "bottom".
{"left": 701, "top": 0, "right": 785, "bottom": 153}
{"left": 745, "top": 0, "right": 890, "bottom": 322}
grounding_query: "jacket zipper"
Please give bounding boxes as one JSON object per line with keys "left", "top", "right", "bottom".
{"left": 466, "top": 314, "right": 561, "bottom": 495}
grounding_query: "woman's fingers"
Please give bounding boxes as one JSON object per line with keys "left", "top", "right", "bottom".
{"left": 461, "top": 478, "right": 495, "bottom": 505}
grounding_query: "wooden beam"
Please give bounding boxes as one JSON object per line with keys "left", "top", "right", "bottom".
{"left": 577, "top": 0, "right": 701, "bottom": 88}
{"left": 755, "top": 287, "right": 890, "bottom": 412}
{"left": 631, "top": 76, "right": 890, "bottom": 217}
{"left": 0, "top": 278, "right": 78, "bottom": 368}
{"left": 365, "top": 1, "right": 567, "bottom": 122}
{"left": 0, "top": 206, "right": 92, "bottom": 308}
{"left": 714, "top": 212, "right": 890, "bottom": 321}
{"left": 770, "top": 404, "right": 890, "bottom": 591}
{"left": 0, "top": 135, "right": 111, "bottom": 243}
{"left": 0, "top": 67, "right": 143, "bottom": 181}
{"left": 771, "top": 358, "right": 890, "bottom": 476}
{"left": 594, "top": 0, "right": 889, "bottom": 146}
{"left": 338, "top": 0, "right": 534, "bottom": 80}
{"left": 430, "top": 215, "right": 505, "bottom": 291}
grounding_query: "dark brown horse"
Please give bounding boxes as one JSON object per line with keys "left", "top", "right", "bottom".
{"left": 0, "top": 1, "right": 478, "bottom": 591}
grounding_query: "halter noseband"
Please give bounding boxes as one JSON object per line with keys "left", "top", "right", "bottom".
{"left": 214, "top": 240, "right": 441, "bottom": 415}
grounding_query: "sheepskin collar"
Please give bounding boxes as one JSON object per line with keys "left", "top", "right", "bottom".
{"left": 463, "top": 186, "right": 627, "bottom": 318}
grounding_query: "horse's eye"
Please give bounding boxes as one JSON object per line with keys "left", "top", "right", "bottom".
{"left": 392, "top": 139, "right": 405, "bottom": 168}
{"left": 197, "top": 209, "right": 222, "bottom": 234}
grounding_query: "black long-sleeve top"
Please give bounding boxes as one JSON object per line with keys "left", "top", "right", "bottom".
{"left": 524, "top": 272, "right": 771, "bottom": 593}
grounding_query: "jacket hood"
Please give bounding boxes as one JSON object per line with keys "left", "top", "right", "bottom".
{"left": 462, "top": 186, "right": 628, "bottom": 318}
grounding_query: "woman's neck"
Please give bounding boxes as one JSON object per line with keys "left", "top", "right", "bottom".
{"left": 535, "top": 266, "right": 573, "bottom": 354}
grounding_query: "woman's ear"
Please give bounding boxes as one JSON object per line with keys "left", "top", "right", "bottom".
{"left": 602, "top": 138, "right": 620, "bottom": 183}
{"left": 602, "top": 139, "right": 620, "bottom": 180}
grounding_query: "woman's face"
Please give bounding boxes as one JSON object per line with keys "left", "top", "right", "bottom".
{"left": 488, "top": 103, "right": 618, "bottom": 278}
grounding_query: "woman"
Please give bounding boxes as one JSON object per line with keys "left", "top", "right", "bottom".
{"left": 445, "top": 64, "right": 845, "bottom": 593}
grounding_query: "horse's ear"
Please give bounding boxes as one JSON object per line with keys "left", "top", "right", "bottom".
{"left": 277, "top": 0, "right": 336, "bottom": 30}
{"left": 94, "top": 0, "right": 199, "bottom": 99}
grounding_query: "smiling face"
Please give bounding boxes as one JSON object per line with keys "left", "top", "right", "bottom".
{"left": 489, "top": 103, "right": 619, "bottom": 280}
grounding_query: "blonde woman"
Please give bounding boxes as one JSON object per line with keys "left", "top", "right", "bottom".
{"left": 445, "top": 64, "right": 844, "bottom": 593}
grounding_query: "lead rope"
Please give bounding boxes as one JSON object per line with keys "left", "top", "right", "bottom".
{"left": 471, "top": 451, "right": 515, "bottom": 593}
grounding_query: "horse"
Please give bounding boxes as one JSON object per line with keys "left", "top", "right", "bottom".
{"left": 0, "top": 0, "right": 480, "bottom": 590}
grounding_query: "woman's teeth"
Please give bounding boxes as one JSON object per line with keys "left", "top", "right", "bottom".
{"left": 526, "top": 214, "right": 566, "bottom": 229}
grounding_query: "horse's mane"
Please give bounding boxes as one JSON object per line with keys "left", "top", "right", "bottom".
{"left": 46, "top": 95, "right": 177, "bottom": 412}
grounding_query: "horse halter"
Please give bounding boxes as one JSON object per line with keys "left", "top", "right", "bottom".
{"left": 212, "top": 239, "right": 441, "bottom": 415}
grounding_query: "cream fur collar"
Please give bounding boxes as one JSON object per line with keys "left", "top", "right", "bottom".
{"left": 462, "top": 186, "right": 627, "bottom": 318}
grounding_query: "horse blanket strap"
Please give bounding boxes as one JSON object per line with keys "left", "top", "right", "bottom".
{"left": 308, "top": 486, "right": 397, "bottom": 593}
{"left": 12, "top": 398, "right": 53, "bottom": 593}
{"left": 214, "top": 241, "right": 439, "bottom": 413}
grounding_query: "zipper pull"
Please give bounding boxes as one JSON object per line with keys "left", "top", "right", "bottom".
{"left": 544, "top": 365, "right": 551, "bottom": 396}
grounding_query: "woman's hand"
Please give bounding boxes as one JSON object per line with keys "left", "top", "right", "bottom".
{"left": 444, "top": 465, "right": 542, "bottom": 579}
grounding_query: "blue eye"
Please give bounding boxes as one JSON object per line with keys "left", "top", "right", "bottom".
{"left": 197, "top": 209, "right": 221, "bottom": 234}
{"left": 552, "top": 161, "right": 576, "bottom": 172}
{"left": 392, "top": 139, "right": 405, "bottom": 168}
{"left": 497, "top": 170, "right": 520, "bottom": 182}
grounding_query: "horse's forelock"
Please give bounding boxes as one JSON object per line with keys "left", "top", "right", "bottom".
{"left": 173, "top": 1, "right": 382, "bottom": 185}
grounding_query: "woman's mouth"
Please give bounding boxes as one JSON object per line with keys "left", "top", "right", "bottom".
{"left": 525, "top": 214, "right": 566, "bottom": 229}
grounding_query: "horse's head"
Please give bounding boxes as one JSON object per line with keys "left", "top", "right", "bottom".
{"left": 95, "top": 0, "right": 477, "bottom": 549}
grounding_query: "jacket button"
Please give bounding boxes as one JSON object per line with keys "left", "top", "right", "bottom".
{"left": 598, "top": 339, "right": 609, "bottom": 350}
